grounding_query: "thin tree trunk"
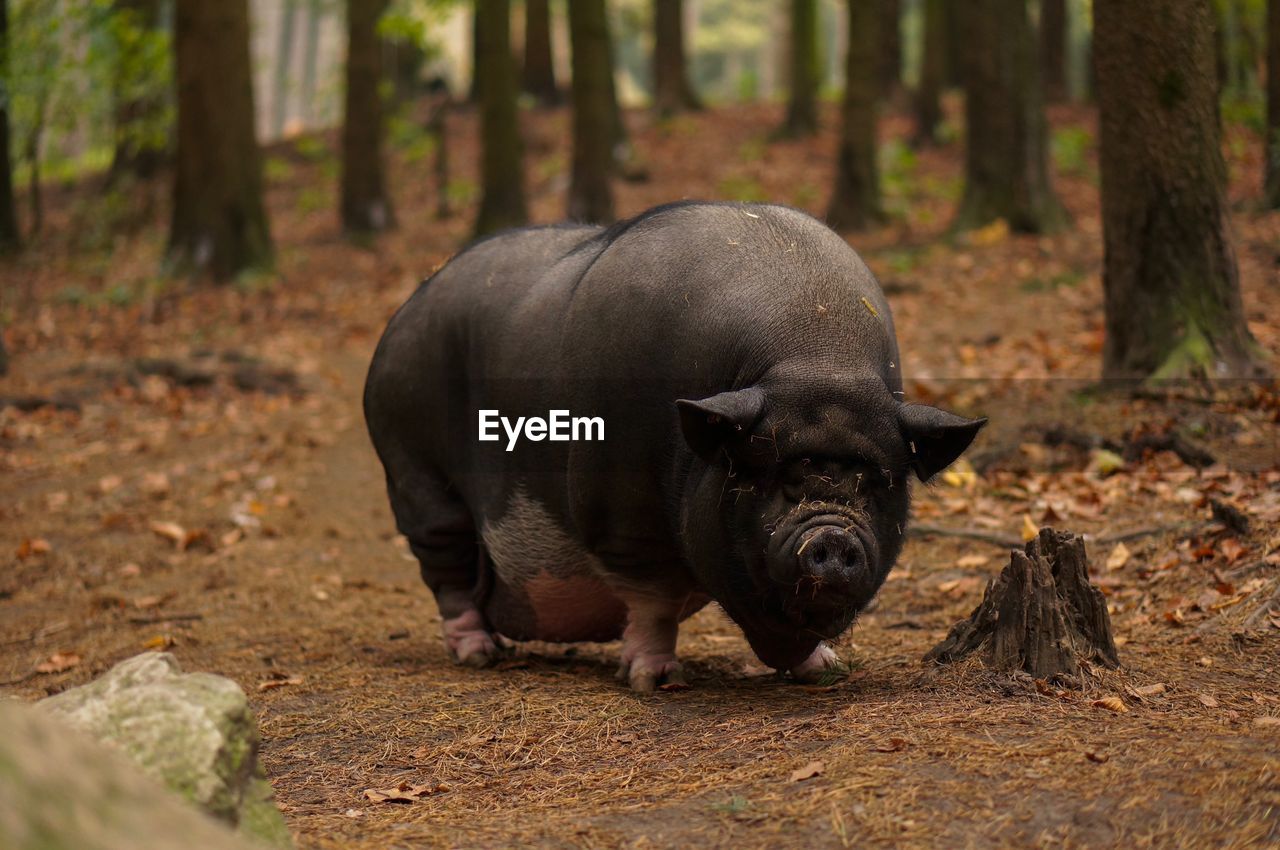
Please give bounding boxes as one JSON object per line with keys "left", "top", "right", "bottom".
{"left": 473, "top": 0, "right": 527, "bottom": 236}
{"left": 1095, "top": 0, "right": 1265, "bottom": 380}
{"left": 913, "top": 0, "right": 944, "bottom": 146}
{"left": 828, "top": 0, "right": 883, "bottom": 231}
{"left": 167, "top": 0, "right": 272, "bottom": 280}
{"left": 301, "top": 0, "right": 322, "bottom": 125}
{"left": 272, "top": 0, "right": 298, "bottom": 138}
{"left": 943, "top": 0, "right": 963, "bottom": 88}
{"left": 342, "top": 0, "right": 394, "bottom": 236}
{"left": 1040, "top": 0, "right": 1068, "bottom": 103}
{"left": 879, "top": 0, "right": 901, "bottom": 97}
{"left": 523, "top": 0, "right": 559, "bottom": 105}
{"left": 653, "top": 0, "right": 700, "bottom": 117}
{"left": 109, "top": 0, "right": 168, "bottom": 181}
{"left": 0, "top": 0, "right": 20, "bottom": 251}
{"left": 779, "top": 0, "right": 819, "bottom": 137}
{"left": 1266, "top": 0, "right": 1280, "bottom": 207}
{"left": 567, "top": 0, "right": 615, "bottom": 222}
{"left": 469, "top": 7, "right": 485, "bottom": 104}
{"left": 954, "top": 0, "right": 1066, "bottom": 234}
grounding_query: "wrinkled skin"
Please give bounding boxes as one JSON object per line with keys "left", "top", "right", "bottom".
{"left": 364, "top": 202, "right": 984, "bottom": 691}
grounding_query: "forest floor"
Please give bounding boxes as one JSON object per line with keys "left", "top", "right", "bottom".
{"left": 2, "top": 99, "right": 1279, "bottom": 849}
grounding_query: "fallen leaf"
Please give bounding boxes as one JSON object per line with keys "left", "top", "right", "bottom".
{"left": 1085, "top": 751, "right": 1110, "bottom": 764}
{"left": 149, "top": 520, "right": 187, "bottom": 546}
{"left": 789, "top": 761, "right": 825, "bottom": 782}
{"left": 362, "top": 782, "right": 448, "bottom": 803}
{"left": 1092, "top": 696, "right": 1128, "bottom": 713}
{"left": 1132, "top": 683, "right": 1167, "bottom": 698}
{"left": 1253, "top": 717, "right": 1280, "bottom": 728}
{"left": 941, "top": 458, "right": 977, "bottom": 489}
{"left": 1106, "top": 542, "right": 1131, "bottom": 571}
{"left": 142, "top": 634, "right": 176, "bottom": 650}
{"left": 1021, "top": 515, "right": 1040, "bottom": 543}
{"left": 1195, "top": 693, "right": 1219, "bottom": 708}
{"left": 872, "top": 737, "right": 909, "bottom": 753}
{"left": 956, "top": 553, "right": 990, "bottom": 569}
{"left": 16, "top": 538, "right": 51, "bottom": 559}
{"left": 1219, "top": 538, "right": 1247, "bottom": 565}
{"left": 258, "top": 672, "right": 303, "bottom": 691}
{"left": 343, "top": 809, "right": 364, "bottom": 818}
{"left": 98, "top": 474, "right": 123, "bottom": 494}
{"left": 1087, "top": 448, "right": 1125, "bottom": 476}
{"left": 35, "top": 652, "right": 81, "bottom": 674}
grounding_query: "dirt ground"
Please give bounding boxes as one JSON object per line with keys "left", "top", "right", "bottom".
{"left": 2, "top": 100, "right": 1279, "bottom": 848}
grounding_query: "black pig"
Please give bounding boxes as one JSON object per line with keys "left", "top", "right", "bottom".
{"left": 364, "top": 202, "right": 984, "bottom": 691}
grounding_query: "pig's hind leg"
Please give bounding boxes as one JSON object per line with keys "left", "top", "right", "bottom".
{"left": 384, "top": 465, "right": 499, "bottom": 667}
{"left": 615, "top": 591, "right": 689, "bottom": 693}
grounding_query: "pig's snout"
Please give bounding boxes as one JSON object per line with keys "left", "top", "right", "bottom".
{"left": 794, "top": 525, "right": 870, "bottom": 601}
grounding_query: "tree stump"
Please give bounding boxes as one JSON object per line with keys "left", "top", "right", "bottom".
{"left": 924, "top": 528, "right": 1120, "bottom": 679}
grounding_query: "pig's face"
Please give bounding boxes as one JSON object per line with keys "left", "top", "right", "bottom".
{"left": 677, "top": 379, "right": 984, "bottom": 670}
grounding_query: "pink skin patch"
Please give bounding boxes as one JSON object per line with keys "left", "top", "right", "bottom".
{"left": 791, "top": 642, "right": 841, "bottom": 683}
{"left": 441, "top": 607, "right": 498, "bottom": 667}
{"left": 615, "top": 592, "right": 688, "bottom": 693}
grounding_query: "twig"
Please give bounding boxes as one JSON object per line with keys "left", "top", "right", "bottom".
{"left": 908, "top": 524, "right": 1019, "bottom": 549}
{"left": 1240, "top": 580, "right": 1280, "bottom": 631}
{"left": 127, "top": 613, "right": 204, "bottom": 625}
{"left": 1089, "top": 521, "right": 1209, "bottom": 547}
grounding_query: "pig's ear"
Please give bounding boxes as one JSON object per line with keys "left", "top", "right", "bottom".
{"left": 676, "top": 387, "right": 767, "bottom": 462}
{"left": 898, "top": 403, "right": 987, "bottom": 482}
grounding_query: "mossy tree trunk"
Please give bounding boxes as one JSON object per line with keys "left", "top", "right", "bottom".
{"left": 779, "top": 0, "right": 819, "bottom": 137}
{"left": 828, "top": 0, "right": 883, "bottom": 232}
{"left": 1095, "top": 0, "right": 1265, "bottom": 380}
{"left": 653, "top": 0, "right": 701, "bottom": 117}
{"left": 167, "top": 0, "right": 272, "bottom": 281}
{"left": 523, "top": 0, "right": 559, "bottom": 105}
{"left": 341, "top": 0, "right": 395, "bottom": 237}
{"left": 912, "top": 0, "right": 944, "bottom": 146}
{"left": 473, "top": 0, "right": 527, "bottom": 237}
{"left": 0, "top": 0, "right": 20, "bottom": 252}
{"left": 1040, "top": 0, "right": 1068, "bottom": 103}
{"left": 1266, "top": 0, "right": 1280, "bottom": 207}
{"left": 109, "top": 0, "right": 168, "bottom": 181}
{"left": 954, "top": 0, "right": 1066, "bottom": 234}
{"left": 879, "top": 0, "right": 901, "bottom": 97}
{"left": 568, "top": 0, "right": 615, "bottom": 222}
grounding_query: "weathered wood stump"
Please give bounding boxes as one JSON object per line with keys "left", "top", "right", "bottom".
{"left": 924, "top": 528, "right": 1120, "bottom": 679}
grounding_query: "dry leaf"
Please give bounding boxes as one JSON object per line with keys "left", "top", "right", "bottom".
{"left": 872, "top": 737, "right": 909, "bottom": 753}
{"left": 142, "top": 634, "right": 176, "bottom": 650}
{"left": 1085, "top": 751, "right": 1110, "bottom": 764}
{"left": 1195, "top": 693, "right": 1219, "bottom": 708}
{"left": 1092, "top": 696, "right": 1128, "bottom": 713}
{"left": 1087, "top": 448, "right": 1125, "bottom": 476}
{"left": 789, "top": 761, "right": 825, "bottom": 782}
{"left": 362, "top": 782, "right": 448, "bottom": 803}
{"left": 956, "top": 554, "right": 990, "bottom": 569}
{"left": 1253, "top": 717, "right": 1280, "bottom": 728}
{"left": 1021, "top": 515, "right": 1040, "bottom": 542}
{"left": 258, "top": 672, "right": 303, "bottom": 691}
{"left": 1106, "top": 542, "right": 1131, "bottom": 571}
{"left": 16, "top": 538, "right": 51, "bottom": 560}
{"left": 35, "top": 652, "right": 81, "bottom": 674}
{"left": 941, "top": 458, "right": 977, "bottom": 489}
{"left": 1132, "top": 683, "right": 1167, "bottom": 698}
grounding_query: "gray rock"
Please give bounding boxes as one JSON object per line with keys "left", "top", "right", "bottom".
{"left": 39, "top": 652, "right": 292, "bottom": 848}
{"left": 0, "top": 700, "right": 259, "bottom": 850}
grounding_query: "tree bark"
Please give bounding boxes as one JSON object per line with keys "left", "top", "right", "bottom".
{"left": 469, "top": 6, "right": 485, "bottom": 103}
{"left": 1040, "top": 0, "right": 1068, "bottom": 103}
{"left": 1267, "top": 0, "right": 1280, "bottom": 207}
{"left": 522, "top": 0, "right": 559, "bottom": 105}
{"left": 167, "top": 0, "right": 272, "bottom": 281}
{"left": 473, "top": 0, "right": 527, "bottom": 237}
{"left": 912, "top": 0, "right": 944, "bottom": 146}
{"left": 0, "top": 0, "right": 20, "bottom": 251}
{"left": 828, "top": 0, "right": 883, "bottom": 232}
{"left": 568, "top": 0, "right": 615, "bottom": 222}
{"left": 942, "top": 0, "right": 963, "bottom": 89}
{"left": 653, "top": 0, "right": 701, "bottom": 117}
{"left": 779, "top": 0, "right": 819, "bottom": 137}
{"left": 109, "top": 0, "right": 168, "bottom": 181}
{"left": 879, "top": 0, "right": 901, "bottom": 97}
{"left": 341, "top": 0, "right": 395, "bottom": 236}
{"left": 1095, "top": 0, "right": 1265, "bottom": 380}
{"left": 954, "top": 0, "right": 1066, "bottom": 234}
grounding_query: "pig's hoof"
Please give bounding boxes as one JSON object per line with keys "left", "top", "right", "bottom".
{"left": 790, "top": 643, "right": 846, "bottom": 684}
{"left": 617, "top": 655, "right": 685, "bottom": 693}
{"left": 442, "top": 609, "right": 499, "bottom": 668}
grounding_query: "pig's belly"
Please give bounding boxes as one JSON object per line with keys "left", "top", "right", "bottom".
{"left": 478, "top": 491, "right": 628, "bottom": 642}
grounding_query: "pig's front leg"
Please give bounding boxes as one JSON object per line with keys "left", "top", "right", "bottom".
{"left": 790, "top": 642, "right": 844, "bottom": 683}
{"left": 616, "top": 592, "right": 687, "bottom": 693}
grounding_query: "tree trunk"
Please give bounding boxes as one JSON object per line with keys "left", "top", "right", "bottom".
{"left": 943, "top": 0, "right": 963, "bottom": 88}
{"left": 1267, "top": 0, "right": 1280, "bottom": 207}
{"left": 271, "top": 0, "right": 297, "bottom": 138}
{"left": 779, "top": 0, "right": 819, "bottom": 137}
{"left": 523, "top": 0, "right": 559, "bottom": 105}
{"left": 109, "top": 0, "right": 168, "bottom": 181}
{"left": 469, "top": 6, "right": 485, "bottom": 104}
{"left": 912, "top": 0, "right": 944, "bottom": 146}
{"left": 0, "top": 0, "right": 20, "bottom": 251}
{"left": 567, "top": 0, "right": 615, "bottom": 222}
{"left": 1095, "top": 0, "right": 1265, "bottom": 380}
{"left": 301, "top": 0, "right": 322, "bottom": 125}
{"left": 828, "top": 0, "right": 883, "bottom": 232}
{"left": 473, "top": 0, "right": 527, "bottom": 237}
{"left": 879, "top": 0, "right": 901, "bottom": 97}
{"left": 342, "top": 0, "right": 395, "bottom": 236}
{"left": 1040, "top": 0, "right": 1067, "bottom": 103}
{"left": 954, "top": 0, "right": 1066, "bottom": 234}
{"left": 167, "top": 0, "right": 272, "bottom": 280}
{"left": 652, "top": 0, "right": 701, "bottom": 117}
